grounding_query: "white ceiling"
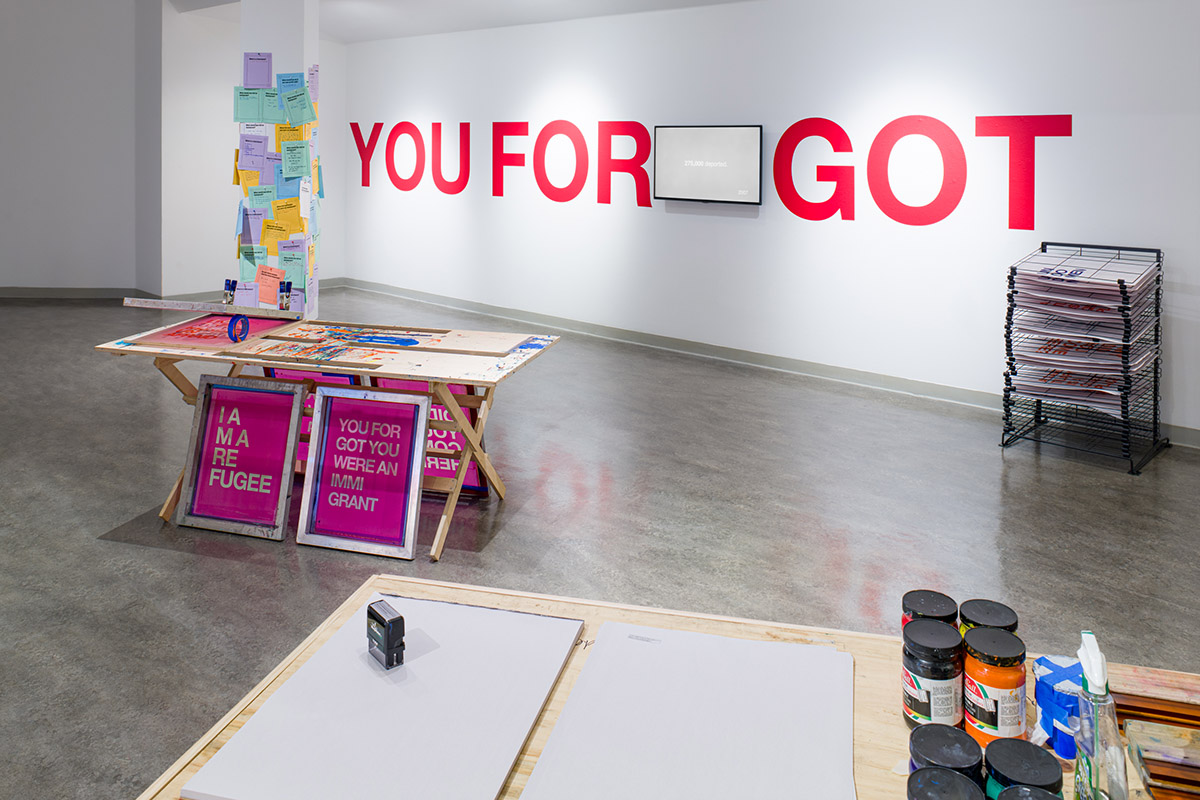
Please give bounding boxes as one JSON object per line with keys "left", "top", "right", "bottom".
{"left": 185, "top": 0, "right": 753, "bottom": 44}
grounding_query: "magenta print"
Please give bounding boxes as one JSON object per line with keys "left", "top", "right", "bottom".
{"left": 190, "top": 386, "right": 296, "bottom": 524}
{"left": 310, "top": 396, "right": 420, "bottom": 545}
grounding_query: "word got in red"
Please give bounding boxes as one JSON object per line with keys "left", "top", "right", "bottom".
{"left": 350, "top": 115, "right": 1071, "bottom": 230}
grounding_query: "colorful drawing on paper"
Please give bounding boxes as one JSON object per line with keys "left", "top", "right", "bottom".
{"left": 277, "top": 323, "right": 444, "bottom": 349}
{"left": 131, "top": 315, "right": 292, "bottom": 348}
{"left": 229, "top": 339, "right": 388, "bottom": 366}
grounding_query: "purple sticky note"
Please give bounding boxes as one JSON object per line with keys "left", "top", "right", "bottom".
{"left": 307, "top": 64, "right": 319, "bottom": 101}
{"left": 242, "top": 208, "right": 268, "bottom": 245}
{"left": 277, "top": 237, "right": 307, "bottom": 256}
{"left": 243, "top": 52, "right": 272, "bottom": 89}
{"left": 238, "top": 134, "right": 269, "bottom": 171}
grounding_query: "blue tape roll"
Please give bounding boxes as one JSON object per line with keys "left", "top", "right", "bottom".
{"left": 227, "top": 314, "right": 250, "bottom": 342}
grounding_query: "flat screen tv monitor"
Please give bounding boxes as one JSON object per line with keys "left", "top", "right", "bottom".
{"left": 653, "top": 125, "right": 763, "bottom": 205}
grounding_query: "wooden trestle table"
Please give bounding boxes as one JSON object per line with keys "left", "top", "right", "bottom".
{"left": 96, "top": 303, "right": 558, "bottom": 560}
{"left": 137, "top": 575, "right": 1193, "bottom": 800}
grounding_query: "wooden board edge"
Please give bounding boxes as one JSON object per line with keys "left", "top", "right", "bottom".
{"left": 364, "top": 574, "right": 901, "bottom": 647}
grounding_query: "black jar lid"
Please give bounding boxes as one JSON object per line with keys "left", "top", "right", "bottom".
{"left": 910, "top": 724, "right": 983, "bottom": 772}
{"left": 984, "top": 738, "right": 1064, "bottom": 793}
{"left": 964, "top": 626, "right": 1025, "bottom": 667}
{"left": 997, "top": 787, "right": 1061, "bottom": 800}
{"left": 904, "top": 619, "right": 964, "bottom": 661}
{"left": 904, "top": 590, "right": 958, "bottom": 625}
{"left": 907, "top": 767, "right": 986, "bottom": 800}
{"left": 959, "top": 599, "right": 1019, "bottom": 632}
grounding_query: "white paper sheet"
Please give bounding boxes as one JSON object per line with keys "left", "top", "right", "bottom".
{"left": 521, "top": 622, "right": 857, "bottom": 800}
{"left": 182, "top": 594, "right": 582, "bottom": 800}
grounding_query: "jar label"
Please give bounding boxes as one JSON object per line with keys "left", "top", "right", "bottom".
{"left": 964, "top": 674, "right": 1026, "bottom": 737}
{"left": 902, "top": 664, "right": 963, "bottom": 725}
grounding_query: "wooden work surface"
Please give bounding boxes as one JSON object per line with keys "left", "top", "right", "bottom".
{"left": 137, "top": 576, "right": 1192, "bottom": 800}
{"left": 96, "top": 316, "right": 559, "bottom": 387}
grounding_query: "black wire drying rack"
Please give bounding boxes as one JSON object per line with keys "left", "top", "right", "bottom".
{"left": 1001, "top": 242, "right": 1170, "bottom": 474}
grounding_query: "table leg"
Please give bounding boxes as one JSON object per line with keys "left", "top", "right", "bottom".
{"left": 153, "top": 358, "right": 198, "bottom": 405}
{"left": 159, "top": 468, "right": 184, "bottom": 522}
{"left": 426, "top": 383, "right": 504, "bottom": 562}
{"left": 431, "top": 382, "right": 506, "bottom": 499}
{"left": 429, "top": 449, "right": 473, "bottom": 562}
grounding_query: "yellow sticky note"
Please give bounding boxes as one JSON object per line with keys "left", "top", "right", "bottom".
{"left": 271, "top": 197, "right": 302, "bottom": 232}
{"left": 275, "top": 123, "right": 306, "bottom": 150}
{"left": 233, "top": 149, "right": 241, "bottom": 185}
{"left": 308, "top": 241, "right": 316, "bottom": 271}
{"left": 260, "top": 220, "right": 289, "bottom": 257}
{"left": 238, "top": 169, "right": 260, "bottom": 197}
{"left": 311, "top": 158, "right": 320, "bottom": 193}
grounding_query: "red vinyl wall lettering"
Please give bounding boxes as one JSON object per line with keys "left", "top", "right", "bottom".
{"left": 385, "top": 122, "right": 424, "bottom": 191}
{"left": 492, "top": 122, "right": 529, "bottom": 197}
{"left": 533, "top": 120, "right": 589, "bottom": 202}
{"left": 975, "top": 115, "right": 1073, "bottom": 230}
{"left": 350, "top": 122, "right": 383, "bottom": 186}
{"left": 773, "top": 118, "right": 855, "bottom": 221}
{"left": 431, "top": 122, "right": 471, "bottom": 195}
{"left": 867, "top": 116, "right": 967, "bottom": 226}
{"left": 597, "top": 121, "right": 652, "bottom": 207}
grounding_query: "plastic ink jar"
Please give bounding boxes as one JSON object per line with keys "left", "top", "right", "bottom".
{"left": 908, "top": 767, "right": 986, "bottom": 800}
{"left": 963, "top": 627, "right": 1026, "bottom": 745}
{"left": 903, "top": 619, "right": 964, "bottom": 728}
{"left": 903, "top": 590, "right": 959, "bottom": 628}
{"left": 996, "top": 787, "right": 1061, "bottom": 800}
{"left": 983, "top": 737, "right": 1063, "bottom": 799}
{"left": 910, "top": 724, "right": 985, "bottom": 788}
{"left": 959, "top": 599, "right": 1019, "bottom": 635}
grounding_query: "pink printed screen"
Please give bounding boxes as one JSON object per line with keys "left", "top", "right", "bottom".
{"left": 310, "top": 396, "right": 420, "bottom": 545}
{"left": 190, "top": 386, "right": 295, "bottom": 525}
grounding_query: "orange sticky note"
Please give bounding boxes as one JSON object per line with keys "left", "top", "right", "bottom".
{"left": 311, "top": 158, "right": 320, "bottom": 193}
{"left": 275, "top": 123, "right": 305, "bottom": 150}
{"left": 238, "top": 169, "right": 260, "bottom": 196}
{"left": 260, "top": 220, "right": 289, "bottom": 256}
{"left": 255, "top": 264, "right": 285, "bottom": 305}
{"left": 271, "top": 197, "right": 302, "bottom": 232}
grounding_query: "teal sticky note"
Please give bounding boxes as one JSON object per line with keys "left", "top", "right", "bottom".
{"left": 247, "top": 185, "right": 277, "bottom": 209}
{"left": 279, "top": 251, "right": 306, "bottom": 287}
{"left": 317, "top": 163, "right": 325, "bottom": 198}
{"left": 281, "top": 140, "right": 309, "bottom": 178}
{"left": 261, "top": 89, "right": 285, "bottom": 124}
{"left": 238, "top": 245, "right": 267, "bottom": 283}
{"left": 281, "top": 86, "right": 316, "bottom": 126}
{"left": 233, "top": 87, "right": 262, "bottom": 123}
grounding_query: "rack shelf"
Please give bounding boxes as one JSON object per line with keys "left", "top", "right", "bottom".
{"left": 1001, "top": 242, "right": 1169, "bottom": 474}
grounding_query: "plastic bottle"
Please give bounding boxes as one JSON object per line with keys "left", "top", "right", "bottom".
{"left": 1073, "top": 632, "right": 1127, "bottom": 800}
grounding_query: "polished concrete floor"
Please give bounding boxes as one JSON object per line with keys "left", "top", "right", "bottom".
{"left": 2, "top": 289, "right": 1198, "bottom": 799}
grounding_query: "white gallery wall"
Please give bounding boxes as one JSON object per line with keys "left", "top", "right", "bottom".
{"left": 342, "top": 0, "right": 1200, "bottom": 432}
{"left": 0, "top": 0, "right": 153, "bottom": 292}
{"left": 160, "top": 1, "right": 348, "bottom": 297}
